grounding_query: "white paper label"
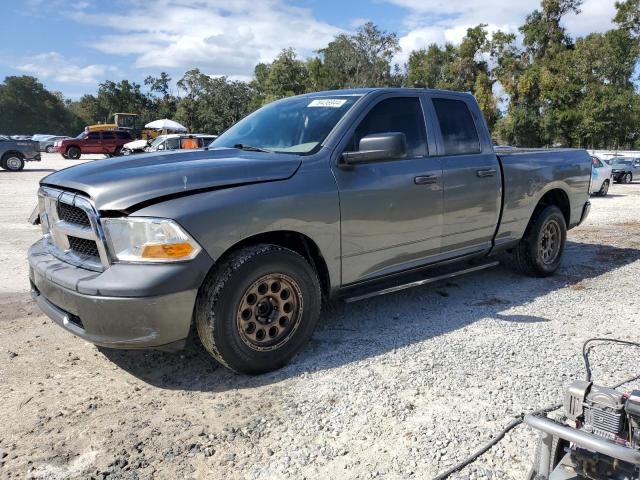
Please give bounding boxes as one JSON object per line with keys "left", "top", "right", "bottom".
{"left": 307, "top": 99, "right": 347, "bottom": 108}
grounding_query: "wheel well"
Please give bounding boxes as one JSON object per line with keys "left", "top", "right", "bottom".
{"left": 66, "top": 145, "right": 79, "bottom": 151}
{"left": 537, "top": 189, "right": 570, "bottom": 225}
{"left": 1, "top": 150, "right": 24, "bottom": 160}
{"left": 219, "top": 231, "right": 331, "bottom": 299}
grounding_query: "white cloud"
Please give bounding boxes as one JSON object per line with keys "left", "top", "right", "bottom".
{"left": 69, "top": 0, "right": 343, "bottom": 77}
{"left": 13, "top": 52, "right": 119, "bottom": 84}
{"left": 390, "top": 0, "right": 620, "bottom": 65}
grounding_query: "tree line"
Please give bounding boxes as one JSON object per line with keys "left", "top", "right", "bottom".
{"left": 0, "top": 0, "right": 638, "bottom": 149}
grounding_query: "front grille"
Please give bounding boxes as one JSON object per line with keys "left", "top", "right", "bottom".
{"left": 68, "top": 236, "right": 100, "bottom": 258}
{"left": 39, "top": 187, "right": 108, "bottom": 271}
{"left": 57, "top": 202, "right": 90, "bottom": 226}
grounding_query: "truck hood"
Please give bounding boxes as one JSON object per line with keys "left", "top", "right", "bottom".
{"left": 41, "top": 148, "right": 302, "bottom": 211}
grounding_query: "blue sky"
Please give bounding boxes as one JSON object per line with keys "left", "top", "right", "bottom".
{"left": 0, "top": 0, "right": 623, "bottom": 98}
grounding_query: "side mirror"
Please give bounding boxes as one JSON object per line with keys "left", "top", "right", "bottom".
{"left": 341, "top": 132, "right": 407, "bottom": 165}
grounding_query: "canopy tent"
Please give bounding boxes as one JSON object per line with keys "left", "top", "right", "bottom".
{"left": 144, "top": 119, "right": 188, "bottom": 132}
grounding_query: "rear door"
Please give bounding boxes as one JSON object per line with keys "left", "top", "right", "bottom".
{"left": 428, "top": 95, "right": 501, "bottom": 257}
{"left": 84, "top": 132, "right": 102, "bottom": 153}
{"left": 331, "top": 94, "right": 444, "bottom": 284}
{"left": 101, "top": 131, "right": 117, "bottom": 154}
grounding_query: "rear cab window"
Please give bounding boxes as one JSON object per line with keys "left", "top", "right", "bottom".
{"left": 432, "top": 98, "right": 481, "bottom": 155}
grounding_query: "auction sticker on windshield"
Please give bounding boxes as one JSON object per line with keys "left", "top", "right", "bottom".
{"left": 307, "top": 99, "right": 348, "bottom": 108}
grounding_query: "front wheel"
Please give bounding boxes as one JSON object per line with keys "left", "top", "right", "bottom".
{"left": 195, "top": 245, "right": 321, "bottom": 374}
{"left": 623, "top": 172, "right": 633, "bottom": 184}
{"left": 1, "top": 154, "right": 25, "bottom": 171}
{"left": 66, "top": 147, "right": 81, "bottom": 160}
{"left": 514, "top": 205, "right": 567, "bottom": 277}
{"left": 45, "top": 145, "right": 55, "bottom": 153}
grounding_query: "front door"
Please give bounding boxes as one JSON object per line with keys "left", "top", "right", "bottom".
{"left": 332, "top": 95, "right": 444, "bottom": 285}
{"left": 84, "top": 132, "right": 102, "bottom": 153}
{"left": 430, "top": 96, "right": 502, "bottom": 257}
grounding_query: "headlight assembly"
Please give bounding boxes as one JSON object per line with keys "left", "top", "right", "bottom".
{"left": 102, "top": 217, "right": 202, "bottom": 263}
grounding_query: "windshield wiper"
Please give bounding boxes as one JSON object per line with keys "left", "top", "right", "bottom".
{"left": 233, "top": 143, "right": 272, "bottom": 153}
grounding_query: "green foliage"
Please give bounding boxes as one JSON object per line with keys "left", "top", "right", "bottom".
{"left": 1, "top": 5, "right": 639, "bottom": 148}
{"left": 0, "top": 76, "right": 84, "bottom": 135}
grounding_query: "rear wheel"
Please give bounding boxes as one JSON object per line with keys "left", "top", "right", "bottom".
{"left": 1, "top": 154, "right": 25, "bottom": 172}
{"left": 66, "top": 146, "right": 81, "bottom": 160}
{"left": 195, "top": 245, "right": 321, "bottom": 374}
{"left": 597, "top": 179, "right": 609, "bottom": 196}
{"left": 514, "top": 205, "right": 567, "bottom": 277}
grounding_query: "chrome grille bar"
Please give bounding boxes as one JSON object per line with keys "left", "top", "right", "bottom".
{"left": 37, "top": 187, "right": 111, "bottom": 271}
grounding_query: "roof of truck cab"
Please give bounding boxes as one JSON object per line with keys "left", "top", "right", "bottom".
{"left": 299, "top": 88, "right": 476, "bottom": 98}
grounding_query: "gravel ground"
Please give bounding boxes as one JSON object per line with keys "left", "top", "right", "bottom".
{"left": 1, "top": 153, "right": 639, "bottom": 480}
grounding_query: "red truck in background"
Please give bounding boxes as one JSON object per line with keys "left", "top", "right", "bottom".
{"left": 55, "top": 130, "right": 133, "bottom": 159}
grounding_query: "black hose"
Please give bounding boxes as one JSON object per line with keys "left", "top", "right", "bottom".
{"left": 432, "top": 338, "right": 640, "bottom": 480}
{"left": 582, "top": 337, "right": 640, "bottom": 382}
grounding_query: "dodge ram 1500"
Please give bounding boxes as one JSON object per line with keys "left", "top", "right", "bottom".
{"left": 28, "top": 88, "right": 592, "bottom": 373}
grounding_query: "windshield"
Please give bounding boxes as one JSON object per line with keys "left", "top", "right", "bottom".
{"left": 75, "top": 132, "right": 87, "bottom": 139}
{"left": 150, "top": 136, "right": 167, "bottom": 148}
{"left": 210, "top": 95, "right": 361, "bottom": 155}
{"left": 612, "top": 158, "right": 633, "bottom": 165}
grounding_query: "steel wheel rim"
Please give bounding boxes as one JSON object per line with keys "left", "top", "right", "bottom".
{"left": 236, "top": 273, "right": 303, "bottom": 352}
{"left": 6, "top": 157, "right": 21, "bottom": 169}
{"left": 603, "top": 181, "right": 609, "bottom": 194}
{"left": 539, "top": 219, "right": 561, "bottom": 265}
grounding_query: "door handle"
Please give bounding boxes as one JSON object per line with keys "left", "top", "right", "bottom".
{"left": 414, "top": 175, "right": 438, "bottom": 185}
{"left": 477, "top": 169, "right": 497, "bottom": 178}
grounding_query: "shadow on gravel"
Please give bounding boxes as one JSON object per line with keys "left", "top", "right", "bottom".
{"left": 100, "top": 239, "right": 640, "bottom": 392}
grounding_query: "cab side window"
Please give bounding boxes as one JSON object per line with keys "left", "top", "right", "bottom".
{"left": 102, "top": 131, "right": 115, "bottom": 140}
{"left": 87, "top": 132, "right": 100, "bottom": 140}
{"left": 433, "top": 98, "right": 481, "bottom": 155}
{"left": 349, "top": 97, "right": 428, "bottom": 157}
{"left": 165, "top": 137, "right": 180, "bottom": 150}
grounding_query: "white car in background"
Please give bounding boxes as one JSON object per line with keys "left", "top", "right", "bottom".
{"left": 590, "top": 155, "right": 613, "bottom": 196}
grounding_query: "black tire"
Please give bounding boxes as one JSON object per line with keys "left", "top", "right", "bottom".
{"left": 113, "top": 146, "right": 123, "bottom": 157}
{"left": 597, "top": 179, "right": 609, "bottom": 196}
{"left": 45, "top": 145, "right": 54, "bottom": 153}
{"left": 514, "top": 205, "right": 567, "bottom": 277}
{"left": 195, "top": 245, "right": 321, "bottom": 374}
{"left": 623, "top": 172, "right": 633, "bottom": 184}
{"left": 67, "top": 146, "right": 81, "bottom": 160}
{"left": 1, "top": 154, "right": 25, "bottom": 171}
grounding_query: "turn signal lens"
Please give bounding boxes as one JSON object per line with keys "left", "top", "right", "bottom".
{"left": 141, "top": 242, "right": 194, "bottom": 259}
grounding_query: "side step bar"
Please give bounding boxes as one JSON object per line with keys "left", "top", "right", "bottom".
{"left": 343, "top": 261, "right": 500, "bottom": 303}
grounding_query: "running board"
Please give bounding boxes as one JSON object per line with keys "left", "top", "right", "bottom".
{"left": 342, "top": 261, "right": 500, "bottom": 303}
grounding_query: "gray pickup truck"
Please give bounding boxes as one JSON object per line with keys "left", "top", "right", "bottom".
{"left": 1, "top": 135, "right": 41, "bottom": 171}
{"left": 28, "top": 88, "right": 591, "bottom": 373}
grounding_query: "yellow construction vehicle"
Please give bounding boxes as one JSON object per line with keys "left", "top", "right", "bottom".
{"left": 86, "top": 113, "right": 159, "bottom": 140}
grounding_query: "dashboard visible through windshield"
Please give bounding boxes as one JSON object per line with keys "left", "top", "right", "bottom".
{"left": 210, "top": 95, "right": 361, "bottom": 155}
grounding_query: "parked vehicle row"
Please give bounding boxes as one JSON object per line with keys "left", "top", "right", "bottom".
{"left": 122, "top": 134, "right": 217, "bottom": 155}
{"left": 29, "top": 88, "right": 592, "bottom": 374}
